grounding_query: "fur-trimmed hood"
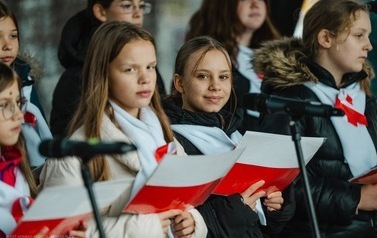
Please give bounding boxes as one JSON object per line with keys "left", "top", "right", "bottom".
{"left": 252, "top": 37, "right": 374, "bottom": 90}
{"left": 14, "top": 52, "right": 44, "bottom": 81}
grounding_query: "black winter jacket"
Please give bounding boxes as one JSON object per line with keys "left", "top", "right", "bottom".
{"left": 253, "top": 38, "right": 377, "bottom": 238}
{"left": 233, "top": 69, "right": 261, "bottom": 133}
{"left": 163, "top": 100, "right": 295, "bottom": 238}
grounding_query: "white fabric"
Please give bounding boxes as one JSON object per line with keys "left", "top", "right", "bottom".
{"left": 109, "top": 101, "right": 166, "bottom": 198}
{"left": 171, "top": 125, "right": 240, "bottom": 154}
{"left": 171, "top": 124, "right": 267, "bottom": 225}
{"left": 293, "top": 0, "right": 320, "bottom": 38}
{"left": 21, "top": 85, "right": 52, "bottom": 168}
{"left": 304, "top": 81, "right": 377, "bottom": 176}
{"left": 21, "top": 84, "right": 32, "bottom": 100}
{"left": 237, "top": 45, "right": 261, "bottom": 118}
{"left": 39, "top": 114, "right": 207, "bottom": 238}
{"left": 0, "top": 168, "right": 31, "bottom": 235}
{"left": 111, "top": 102, "right": 183, "bottom": 238}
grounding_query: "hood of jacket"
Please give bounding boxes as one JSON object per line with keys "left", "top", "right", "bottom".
{"left": 58, "top": 10, "right": 100, "bottom": 68}
{"left": 14, "top": 52, "right": 43, "bottom": 84}
{"left": 252, "top": 37, "right": 374, "bottom": 91}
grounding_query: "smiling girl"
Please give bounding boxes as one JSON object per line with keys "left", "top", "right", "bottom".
{"left": 185, "top": 0, "right": 281, "bottom": 133}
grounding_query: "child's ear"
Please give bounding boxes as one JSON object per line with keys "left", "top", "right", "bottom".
{"left": 173, "top": 74, "right": 184, "bottom": 94}
{"left": 92, "top": 3, "right": 108, "bottom": 23}
{"left": 317, "top": 29, "right": 333, "bottom": 49}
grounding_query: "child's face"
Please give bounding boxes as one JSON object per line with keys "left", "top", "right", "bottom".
{"left": 237, "top": 0, "right": 267, "bottom": 32}
{"left": 0, "top": 80, "right": 23, "bottom": 146}
{"left": 108, "top": 39, "right": 157, "bottom": 118}
{"left": 0, "top": 16, "right": 19, "bottom": 66}
{"left": 101, "top": 0, "right": 144, "bottom": 27}
{"left": 325, "top": 10, "right": 372, "bottom": 79}
{"left": 179, "top": 49, "right": 232, "bottom": 113}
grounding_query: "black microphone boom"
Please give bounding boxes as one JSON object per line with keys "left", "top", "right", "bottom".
{"left": 243, "top": 93, "right": 344, "bottom": 117}
{"left": 39, "top": 138, "right": 137, "bottom": 158}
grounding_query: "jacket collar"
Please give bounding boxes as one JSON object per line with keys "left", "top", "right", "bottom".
{"left": 304, "top": 59, "right": 368, "bottom": 89}
{"left": 253, "top": 37, "right": 373, "bottom": 91}
{"left": 163, "top": 99, "right": 243, "bottom": 137}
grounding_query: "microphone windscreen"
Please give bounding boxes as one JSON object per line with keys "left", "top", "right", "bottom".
{"left": 39, "top": 138, "right": 64, "bottom": 157}
{"left": 243, "top": 93, "right": 268, "bottom": 112}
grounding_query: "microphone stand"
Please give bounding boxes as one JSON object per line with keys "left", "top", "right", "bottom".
{"left": 80, "top": 156, "right": 106, "bottom": 238}
{"left": 288, "top": 116, "right": 321, "bottom": 238}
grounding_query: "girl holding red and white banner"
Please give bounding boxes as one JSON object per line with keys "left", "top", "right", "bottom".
{"left": 0, "top": 62, "right": 86, "bottom": 238}
{"left": 254, "top": 0, "right": 377, "bottom": 236}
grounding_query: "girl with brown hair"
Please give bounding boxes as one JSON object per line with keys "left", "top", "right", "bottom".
{"left": 40, "top": 21, "right": 207, "bottom": 238}
{"left": 255, "top": 0, "right": 377, "bottom": 236}
{"left": 185, "top": 0, "right": 281, "bottom": 132}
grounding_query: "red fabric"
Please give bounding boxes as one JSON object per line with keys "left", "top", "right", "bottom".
{"left": 257, "top": 73, "right": 264, "bottom": 80}
{"left": 155, "top": 144, "right": 169, "bottom": 163}
{"left": 335, "top": 97, "right": 368, "bottom": 126}
{"left": 24, "top": 112, "right": 37, "bottom": 127}
{"left": 0, "top": 146, "right": 22, "bottom": 187}
{"left": 11, "top": 197, "right": 33, "bottom": 223}
{"left": 155, "top": 143, "right": 177, "bottom": 163}
{"left": 345, "top": 94, "right": 353, "bottom": 104}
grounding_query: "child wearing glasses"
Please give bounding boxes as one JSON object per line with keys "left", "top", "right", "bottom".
{"left": 50, "top": 0, "right": 166, "bottom": 137}
{"left": 0, "top": 62, "right": 86, "bottom": 238}
{"left": 40, "top": 21, "right": 207, "bottom": 238}
{"left": 0, "top": 1, "right": 52, "bottom": 174}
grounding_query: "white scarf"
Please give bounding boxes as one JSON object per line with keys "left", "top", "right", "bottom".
{"left": 237, "top": 45, "right": 261, "bottom": 118}
{"left": 304, "top": 81, "right": 377, "bottom": 176}
{"left": 21, "top": 85, "right": 52, "bottom": 168}
{"left": 171, "top": 125, "right": 241, "bottom": 154}
{"left": 171, "top": 124, "right": 267, "bottom": 225}
{"left": 0, "top": 168, "right": 32, "bottom": 235}
{"left": 110, "top": 101, "right": 166, "bottom": 198}
{"left": 111, "top": 102, "right": 178, "bottom": 237}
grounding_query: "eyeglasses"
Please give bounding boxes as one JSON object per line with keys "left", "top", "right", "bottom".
{"left": 118, "top": 1, "right": 152, "bottom": 15}
{"left": 0, "top": 97, "right": 27, "bottom": 120}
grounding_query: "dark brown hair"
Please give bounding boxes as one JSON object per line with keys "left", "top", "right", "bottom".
{"left": 86, "top": 0, "right": 114, "bottom": 24}
{"left": 185, "top": 0, "right": 280, "bottom": 66}
{"left": 0, "top": 0, "right": 20, "bottom": 43}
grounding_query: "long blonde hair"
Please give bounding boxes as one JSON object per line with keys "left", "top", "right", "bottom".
{"left": 68, "top": 21, "right": 174, "bottom": 181}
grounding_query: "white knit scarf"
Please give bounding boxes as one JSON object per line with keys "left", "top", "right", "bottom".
{"left": 171, "top": 124, "right": 267, "bottom": 225}
{"left": 0, "top": 168, "right": 32, "bottom": 235}
{"left": 304, "top": 81, "right": 377, "bottom": 176}
{"left": 110, "top": 101, "right": 166, "bottom": 197}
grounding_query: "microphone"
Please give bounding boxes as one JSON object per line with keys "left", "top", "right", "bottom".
{"left": 243, "top": 93, "right": 345, "bottom": 117}
{"left": 39, "top": 138, "right": 137, "bottom": 158}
